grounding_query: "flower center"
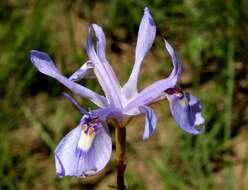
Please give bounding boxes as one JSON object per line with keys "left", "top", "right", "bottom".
{"left": 77, "top": 117, "right": 100, "bottom": 152}
{"left": 164, "top": 87, "right": 183, "bottom": 97}
{"left": 165, "top": 87, "right": 188, "bottom": 107}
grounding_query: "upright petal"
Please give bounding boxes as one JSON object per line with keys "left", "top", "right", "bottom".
{"left": 92, "top": 24, "right": 123, "bottom": 104}
{"left": 122, "top": 7, "right": 156, "bottom": 99}
{"left": 55, "top": 119, "right": 112, "bottom": 177}
{"left": 139, "top": 106, "right": 157, "bottom": 140}
{"left": 165, "top": 89, "right": 205, "bottom": 135}
{"left": 69, "top": 60, "right": 95, "bottom": 81}
{"left": 165, "top": 40, "right": 182, "bottom": 81}
{"left": 30, "top": 50, "right": 108, "bottom": 108}
{"left": 123, "top": 40, "right": 183, "bottom": 115}
{"left": 86, "top": 27, "right": 122, "bottom": 108}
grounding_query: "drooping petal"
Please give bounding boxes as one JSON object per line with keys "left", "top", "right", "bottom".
{"left": 30, "top": 50, "right": 108, "bottom": 108}
{"left": 122, "top": 7, "right": 156, "bottom": 99}
{"left": 139, "top": 105, "right": 157, "bottom": 140}
{"left": 165, "top": 89, "right": 205, "bottom": 135}
{"left": 55, "top": 124, "right": 82, "bottom": 177}
{"left": 55, "top": 119, "right": 112, "bottom": 177}
{"left": 69, "top": 60, "right": 95, "bottom": 81}
{"left": 88, "top": 126, "right": 112, "bottom": 174}
{"left": 86, "top": 27, "right": 122, "bottom": 108}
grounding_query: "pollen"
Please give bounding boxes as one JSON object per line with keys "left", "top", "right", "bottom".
{"left": 82, "top": 124, "right": 87, "bottom": 131}
{"left": 77, "top": 122, "right": 97, "bottom": 152}
{"left": 175, "top": 92, "right": 183, "bottom": 97}
{"left": 88, "top": 127, "right": 95, "bottom": 135}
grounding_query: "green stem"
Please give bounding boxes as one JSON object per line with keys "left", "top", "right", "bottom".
{"left": 224, "top": 39, "right": 234, "bottom": 141}
{"left": 115, "top": 124, "right": 127, "bottom": 190}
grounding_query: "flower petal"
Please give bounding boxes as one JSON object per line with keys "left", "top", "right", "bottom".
{"left": 166, "top": 90, "right": 205, "bottom": 135}
{"left": 63, "top": 92, "right": 89, "bottom": 115}
{"left": 92, "top": 24, "right": 123, "bottom": 102}
{"left": 123, "top": 78, "right": 175, "bottom": 115}
{"left": 123, "top": 40, "right": 183, "bottom": 115}
{"left": 93, "top": 107, "right": 125, "bottom": 125}
{"left": 139, "top": 105, "right": 157, "bottom": 140}
{"left": 88, "top": 126, "right": 112, "bottom": 174}
{"left": 55, "top": 124, "right": 82, "bottom": 177}
{"left": 30, "top": 50, "right": 108, "bottom": 108}
{"left": 122, "top": 7, "right": 156, "bottom": 99}
{"left": 63, "top": 92, "right": 124, "bottom": 124}
{"left": 55, "top": 120, "right": 112, "bottom": 177}
{"left": 69, "top": 60, "right": 95, "bottom": 81}
{"left": 165, "top": 40, "right": 182, "bottom": 82}
{"left": 86, "top": 26, "right": 122, "bottom": 108}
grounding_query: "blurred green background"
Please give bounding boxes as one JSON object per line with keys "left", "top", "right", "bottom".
{"left": 1, "top": 0, "right": 248, "bottom": 189}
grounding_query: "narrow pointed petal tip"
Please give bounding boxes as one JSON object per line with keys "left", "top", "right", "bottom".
{"left": 122, "top": 6, "right": 156, "bottom": 99}
{"left": 135, "top": 6, "right": 156, "bottom": 64}
{"left": 30, "top": 50, "right": 60, "bottom": 77}
{"left": 91, "top": 24, "right": 106, "bottom": 60}
{"left": 144, "top": 7, "right": 155, "bottom": 26}
{"left": 164, "top": 40, "right": 182, "bottom": 81}
{"left": 139, "top": 106, "right": 158, "bottom": 140}
{"left": 165, "top": 89, "right": 205, "bottom": 135}
{"left": 164, "top": 40, "right": 173, "bottom": 55}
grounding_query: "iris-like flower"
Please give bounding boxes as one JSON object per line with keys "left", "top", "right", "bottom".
{"left": 30, "top": 7, "right": 204, "bottom": 177}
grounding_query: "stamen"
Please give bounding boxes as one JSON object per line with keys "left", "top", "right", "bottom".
{"left": 82, "top": 124, "right": 87, "bottom": 131}
{"left": 175, "top": 92, "right": 183, "bottom": 98}
{"left": 88, "top": 127, "right": 95, "bottom": 135}
{"left": 77, "top": 116, "right": 101, "bottom": 152}
{"left": 164, "top": 87, "right": 183, "bottom": 95}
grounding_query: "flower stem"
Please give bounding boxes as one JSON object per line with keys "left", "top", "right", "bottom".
{"left": 115, "top": 125, "right": 127, "bottom": 190}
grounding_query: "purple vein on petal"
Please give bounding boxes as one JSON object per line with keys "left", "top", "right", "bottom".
{"left": 139, "top": 105, "right": 158, "bottom": 140}
{"left": 55, "top": 115, "right": 112, "bottom": 177}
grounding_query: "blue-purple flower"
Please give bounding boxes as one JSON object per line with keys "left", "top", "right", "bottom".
{"left": 30, "top": 7, "right": 205, "bottom": 177}
{"left": 55, "top": 93, "right": 122, "bottom": 177}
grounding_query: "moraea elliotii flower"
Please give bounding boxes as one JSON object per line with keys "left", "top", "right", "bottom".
{"left": 30, "top": 7, "right": 205, "bottom": 177}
